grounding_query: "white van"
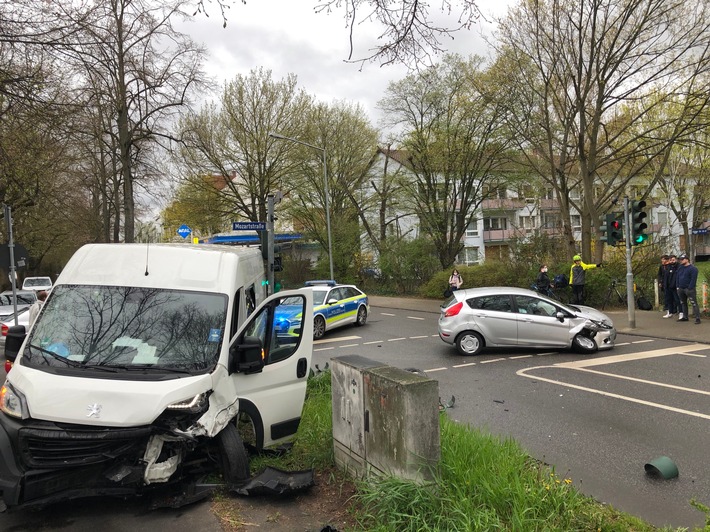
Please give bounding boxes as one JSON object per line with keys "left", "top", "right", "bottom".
{"left": 0, "top": 243, "right": 313, "bottom": 509}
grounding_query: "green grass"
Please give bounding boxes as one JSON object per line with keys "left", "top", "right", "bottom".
{"left": 271, "top": 371, "right": 709, "bottom": 531}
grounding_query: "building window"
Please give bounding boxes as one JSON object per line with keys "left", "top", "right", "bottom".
{"left": 466, "top": 219, "right": 479, "bottom": 237}
{"left": 658, "top": 211, "right": 667, "bottom": 226}
{"left": 519, "top": 215, "right": 536, "bottom": 229}
{"left": 463, "top": 247, "right": 480, "bottom": 265}
{"left": 571, "top": 215, "right": 581, "bottom": 232}
{"left": 484, "top": 217, "right": 507, "bottom": 230}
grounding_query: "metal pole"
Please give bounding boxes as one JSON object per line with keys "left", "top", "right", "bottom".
{"left": 624, "top": 196, "right": 635, "bottom": 328}
{"left": 3, "top": 204, "right": 18, "bottom": 325}
{"left": 269, "top": 132, "right": 334, "bottom": 280}
{"left": 267, "top": 194, "right": 275, "bottom": 296}
{"left": 322, "top": 149, "right": 334, "bottom": 280}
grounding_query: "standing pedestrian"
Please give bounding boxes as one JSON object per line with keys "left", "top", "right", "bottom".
{"left": 448, "top": 269, "right": 463, "bottom": 292}
{"left": 663, "top": 254, "right": 680, "bottom": 318}
{"left": 536, "top": 265, "right": 551, "bottom": 296}
{"left": 676, "top": 253, "right": 701, "bottom": 324}
{"left": 657, "top": 255, "right": 669, "bottom": 312}
{"left": 28, "top": 290, "right": 48, "bottom": 326}
{"left": 569, "top": 254, "right": 601, "bottom": 305}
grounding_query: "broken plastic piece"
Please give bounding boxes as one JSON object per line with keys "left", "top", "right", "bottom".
{"left": 231, "top": 466, "right": 315, "bottom": 496}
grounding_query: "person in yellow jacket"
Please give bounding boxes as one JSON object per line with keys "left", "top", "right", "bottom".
{"left": 569, "top": 254, "right": 601, "bottom": 305}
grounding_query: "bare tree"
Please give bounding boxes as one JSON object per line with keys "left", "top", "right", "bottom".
{"left": 379, "top": 54, "right": 513, "bottom": 268}
{"left": 315, "top": 0, "right": 482, "bottom": 67}
{"left": 177, "top": 68, "right": 313, "bottom": 224}
{"left": 496, "top": 0, "right": 710, "bottom": 261}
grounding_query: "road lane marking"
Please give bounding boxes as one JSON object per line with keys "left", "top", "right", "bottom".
{"left": 615, "top": 342, "right": 631, "bottom": 346}
{"left": 388, "top": 337, "right": 406, "bottom": 342}
{"left": 517, "top": 343, "right": 710, "bottom": 420}
{"left": 572, "top": 367, "right": 710, "bottom": 396}
{"left": 681, "top": 352, "right": 707, "bottom": 358}
{"left": 510, "top": 355, "right": 534, "bottom": 359}
{"left": 407, "top": 316, "right": 425, "bottom": 320}
{"left": 381, "top": 312, "right": 396, "bottom": 316}
{"left": 424, "top": 367, "right": 448, "bottom": 372}
{"left": 339, "top": 344, "right": 359, "bottom": 348}
{"left": 481, "top": 358, "right": 506, "bottom": 364}
{"left": 555, "top": 344, "right": 710, "bottom": 368}
{"left": 315, "top": 335, "right": 360, "bottom": 344}
{"left": 314, "top": 347, "right": 335, "bottom": 352}
{"left": 453, "top": 362, "right": 476, "bottom": 368}
{"left": 411, "top": 335, "right": 429, "bottom": 339}
{"left": 363, "top": 340, "right": 384, "bottom": 345}
{"left": 632, "top": 339, "right": 655, "bottom": 344}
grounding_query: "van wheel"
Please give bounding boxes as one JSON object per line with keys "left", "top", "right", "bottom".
{"left": 313, "top": 315, "right": 326, "bottom": 339}
{"left": 355, "top": 306, "right": 367, "bottom": 326}
{"left": 216, "top": 423, "right": 250, "bottom": 486}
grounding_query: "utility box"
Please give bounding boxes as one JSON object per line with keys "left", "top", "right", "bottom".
{"left": 331, "top": 355, "right": 440, "bottom": 483}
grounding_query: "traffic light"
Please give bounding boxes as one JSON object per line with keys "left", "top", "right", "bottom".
{"left": 600, "top": 213, "right": 623, "bottom": 246}
{"left": 630, "top": 200, "right": 648, "bottom": 246}
{"left": 272, "top": 244, "right": 283, "bottom": 272}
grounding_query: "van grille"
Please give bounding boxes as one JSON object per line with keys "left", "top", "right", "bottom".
{"left": 19, "top": 426, "right": 152, "bottom": 468}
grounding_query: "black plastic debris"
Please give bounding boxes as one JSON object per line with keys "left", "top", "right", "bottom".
{"left": 231, "top": 466, "right": 315, "bottom": 496}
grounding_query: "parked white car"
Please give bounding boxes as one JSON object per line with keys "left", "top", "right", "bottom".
{"left": 21, "top": 276, "right": 53, "bottom": 292}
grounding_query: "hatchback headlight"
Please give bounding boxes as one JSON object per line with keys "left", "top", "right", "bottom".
{"left": 0, "top": 382, "right": 29, "bottom": 419}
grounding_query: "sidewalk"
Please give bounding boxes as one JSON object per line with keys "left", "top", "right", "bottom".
{"left": 368, "top": 295, "right": 710, "bottom": 344}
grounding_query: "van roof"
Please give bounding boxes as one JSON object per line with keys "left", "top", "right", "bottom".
{"left": 56, "top": 243, "right": 263, "bottom": 293}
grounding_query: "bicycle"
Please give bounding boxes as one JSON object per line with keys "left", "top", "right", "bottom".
{"left": 601, "top": 278, "right": 627, "bottom": 310}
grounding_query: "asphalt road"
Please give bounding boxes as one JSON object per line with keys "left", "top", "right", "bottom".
{"left": 1, "top": 301, "right": 708, "bottom": 530}
{"left": 311, "top": 305, "right": 710, "bottom": 530}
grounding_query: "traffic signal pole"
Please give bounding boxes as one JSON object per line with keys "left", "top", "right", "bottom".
{"left": 624, "top": 196, "right": 636, "bottom": 328}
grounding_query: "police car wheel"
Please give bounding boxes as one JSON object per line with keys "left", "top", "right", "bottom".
{"left": 355, "top": 305, "right": 367, "bottom": 326}
{"left": 313, "top": 315, "right": 326, "bottom": 339}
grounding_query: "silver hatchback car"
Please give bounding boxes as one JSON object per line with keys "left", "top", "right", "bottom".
{"left": 438, "top": 286, "right": 616, "bottom": 356}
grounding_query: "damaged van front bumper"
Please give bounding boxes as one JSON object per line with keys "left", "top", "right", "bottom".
{"left": 0, "top": 412, "right": 195, "bottom": 510}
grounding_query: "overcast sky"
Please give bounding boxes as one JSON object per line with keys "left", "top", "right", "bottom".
{"left": 177, "top": 0, "right": 514, "bottom": 135}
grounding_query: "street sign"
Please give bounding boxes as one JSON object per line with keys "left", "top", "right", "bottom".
{"left": 232, "top": 221, "right": 266, "bottom": 231}
{"left": 177, "top": 224, "right": 192, "bottom": 239}
{"left": 691, "top": 228, "right": 709, "bottom": 235}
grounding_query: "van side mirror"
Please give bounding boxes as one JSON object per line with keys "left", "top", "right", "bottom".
{"left": 4, "top": 325, "right": 27, "bottom": 362}
{"left": 229, "top": 335, "right": 265, "bottom": 374}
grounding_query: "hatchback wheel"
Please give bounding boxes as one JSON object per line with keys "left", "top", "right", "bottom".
{"left": 456, "top": 331, "right": 484, "bottom": 356}
{"left": 573, "top": 333, "right": 597, "bottom": 353}
{"left": 355, "top": 306, "right": 367, "bottom": 326}
{"left": 313, "top": 315, "right": 326, "bottom": 339}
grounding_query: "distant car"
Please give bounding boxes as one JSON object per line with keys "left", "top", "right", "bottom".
{"left": 279, "top": 280, "right": 369, "bottom": 340}
{"left": 1, "top": 307, "right": 30, "bottom": 356}
{"left": 22, "top": 276, "right": 53, "bottom": 292}
{"left": 438, "top": 286, "right": 616, "bottom": 356}
{"left": 0, "top": 290, "right": 37, "bottom": 321}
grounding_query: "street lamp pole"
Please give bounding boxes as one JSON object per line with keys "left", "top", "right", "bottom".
{"left": 269, "top": 132, "right": 335, "bottom": 280}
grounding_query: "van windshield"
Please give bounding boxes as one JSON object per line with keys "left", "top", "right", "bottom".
{"left": 24, "top": 285, "right": 227, "bottom": 372}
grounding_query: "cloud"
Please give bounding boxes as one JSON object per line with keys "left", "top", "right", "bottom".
{"left": 177, "top": 0, "right": 510, "bottom": 132}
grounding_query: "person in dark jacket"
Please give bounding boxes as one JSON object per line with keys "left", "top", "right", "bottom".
{"left": 676, "top": 253, "right": 700, "bottom": 324}
{"left": 662, "top": 254, "right": 679, "bottom": 318}
{"left": 536, "top": 265, "right": 551, "bottom": 296}
{"left": 657, "top": 255, "right": 669, "bottom": 312}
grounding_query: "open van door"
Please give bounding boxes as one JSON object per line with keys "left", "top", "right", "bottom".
{"left": 222, "top": 288, "right": 314, "bottom": 449}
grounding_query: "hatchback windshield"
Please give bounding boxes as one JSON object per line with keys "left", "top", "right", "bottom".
{"left": 24, "top": 285, "right": 227, "bottom": 372}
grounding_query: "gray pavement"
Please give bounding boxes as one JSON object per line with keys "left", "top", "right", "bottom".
{"left": 369, "top": 295, "right": 710, "bottom": 345}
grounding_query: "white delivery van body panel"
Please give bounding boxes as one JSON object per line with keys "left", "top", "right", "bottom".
{"left": 0, "top": 242, "right": 314, "bottom": 509}
{"left": 9, "top": 366, "right": 213, "bottom": 427}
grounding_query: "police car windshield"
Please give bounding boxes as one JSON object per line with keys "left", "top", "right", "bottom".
{"left": 312, "top": 290, "right": 328, "bottom": 306}
{"left": 24, "top": 285, "right": 227, "bottom": 373}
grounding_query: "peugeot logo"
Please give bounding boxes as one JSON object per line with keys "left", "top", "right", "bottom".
{"left": 86, "top": 403, "right": 102, "bottom": 418}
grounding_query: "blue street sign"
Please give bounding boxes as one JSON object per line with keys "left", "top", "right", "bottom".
{"left": 691, "top": 228, "right": 709, "bottom": 235}
{"left": 232, "top": 221, "right": 266, "bottom": 231}
{"left": 177, "top": 224, "right": 192, "bottom": 238}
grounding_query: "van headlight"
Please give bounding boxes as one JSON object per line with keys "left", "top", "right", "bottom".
{"left": 166, "top": 393, "right": 209, "bottom": 415}
{"left": 0, "top": 382, "right": 29, "bottom": 419}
